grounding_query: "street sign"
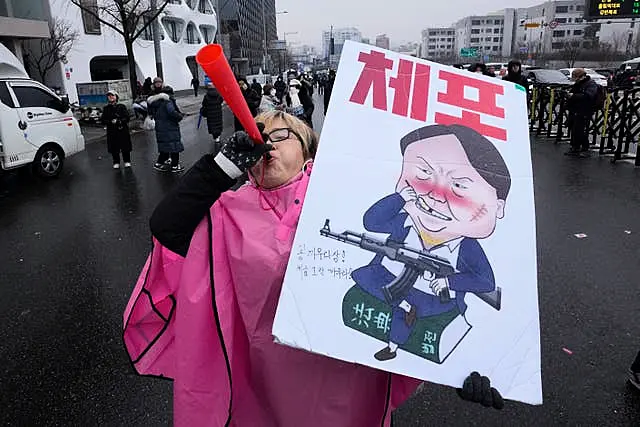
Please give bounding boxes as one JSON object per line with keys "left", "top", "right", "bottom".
{"left": 460, "top": 47, "right": 478, "bottom": 58}
{"left": 549, "top": 20, "right": 558, "bottom": 29}
{"left": 524, "top": 23, "right": 540, "bottom": 29}
{"left": 519, "top": 46, "right": 528, "bottom": 53}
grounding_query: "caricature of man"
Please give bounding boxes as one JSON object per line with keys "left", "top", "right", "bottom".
{"left": 351, "top": 124, "right": 511, "bottom": 361}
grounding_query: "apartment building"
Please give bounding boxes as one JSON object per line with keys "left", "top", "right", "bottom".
{"left": 421, "top": 27, "right": 456, "bottom": 59}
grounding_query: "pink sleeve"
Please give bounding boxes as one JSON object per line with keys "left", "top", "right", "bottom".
{"left": 123, "top": 237, "right": 184, "bottom": 378}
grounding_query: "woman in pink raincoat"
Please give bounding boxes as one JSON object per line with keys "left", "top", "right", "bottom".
{"left": 123, "top": 110, "right": 504, "bottom": 426}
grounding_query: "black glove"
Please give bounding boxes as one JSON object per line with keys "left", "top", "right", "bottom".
{"left": 457, "top": 372, "right": 504, "bottom": 410}
{"left": 214, "top": 123, "right": 272, "bottom": 179}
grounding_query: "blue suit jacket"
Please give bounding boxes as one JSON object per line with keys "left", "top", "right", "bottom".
{"left": 351, "top": 193, "right": 496, "bottom": 315}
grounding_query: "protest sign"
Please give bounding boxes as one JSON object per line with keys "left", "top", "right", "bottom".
{"left": 272, "top": 41, "right": 542, "bottom": 405}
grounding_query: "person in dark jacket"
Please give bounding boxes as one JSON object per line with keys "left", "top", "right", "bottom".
{"left": 502, "top": 60, "right": 529, "bottom": 91}
{"left": 148, "top": 86, "right": 185, "bottom": 172}
{"left": 200, "top": 83, "right": 224, "bottom": 143}
{"left": 566, "top": 68, "right": 598, "bottom": 157}
{"left": 250, "top": 79, "right": 262, "bottom": 96}
{"left": 234, "top": 77, "right": 261, "bottom": 132}
{"left": 102, "top": 90, "right": 132, "bottom": 169}
{"left": 142, "top": 77, "right": 152, "bottom": 95}
{"left": 274, "top": 76, "right": 287, "bottom": 102}
{"left": 324, "top": 69, "right": 336, "bottom": 115}
{"left": 191, "top": 76, "right": 200, "bottom": 97}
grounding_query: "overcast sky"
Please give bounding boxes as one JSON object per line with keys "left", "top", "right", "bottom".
{"left": 275, "top": 0, "right": 546, "bottom": 48}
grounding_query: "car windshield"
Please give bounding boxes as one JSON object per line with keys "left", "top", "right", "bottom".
{"left": 532, "top": 70, "right": 571, "bottom": 83}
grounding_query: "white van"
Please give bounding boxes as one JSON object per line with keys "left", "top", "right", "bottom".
{"left": 0, "top": 78, "right": 85, "bottom": 178}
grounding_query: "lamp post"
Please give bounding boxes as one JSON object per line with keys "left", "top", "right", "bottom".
{"left": 283, "top": 31, "right": 297, "bottom": 72}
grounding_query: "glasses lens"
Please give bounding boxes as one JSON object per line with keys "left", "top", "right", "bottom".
{"left": 268, "top": 129, "right": 290, "bottom": 142}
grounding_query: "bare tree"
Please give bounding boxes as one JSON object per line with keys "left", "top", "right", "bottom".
{"left": 562, "top": 39, "right": 583, "bottom": 68}
{"left": 25, "top": 18, "right": 79, "bottom": 84}
{"left": 70, "top": 0, "right": 170, "bottom": 97}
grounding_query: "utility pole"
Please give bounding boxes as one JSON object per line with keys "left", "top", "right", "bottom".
{"left": 150, "top": 0, "right": 163, "bottom": 78}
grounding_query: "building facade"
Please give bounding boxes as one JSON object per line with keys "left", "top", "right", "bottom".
{"left": 375, "top": 34, "right": 390, "bottom": 50}
{"left": 322, "top": 27, "right": 362, "bottom": 67}
{"left": 220, "top": 0, "right": 276, "bottom": 75}
{"left": 421, "top": 27, "right": 456, "bottom": 59}
{"left": 454, "top": 11, "right": 515, "bottom": 60}
{"left": 0, "top": 0, "right": 50, "bottom": 69}
{"left": 512, "top": 1, "right": 589, "bottom": 57}
{"left": 26, "top": 0, "right": 220, "bottom": 103}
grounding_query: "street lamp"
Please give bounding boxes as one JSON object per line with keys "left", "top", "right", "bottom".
{"left": 261, "top": 5, "right": 289, "bottom": 73}
{"left": 283, "top": 31, "right": 298, "bottom": 73}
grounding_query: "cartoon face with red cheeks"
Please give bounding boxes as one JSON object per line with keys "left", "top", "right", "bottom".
{"left": 395, "top": 133, "right": 506, "bottom": 247}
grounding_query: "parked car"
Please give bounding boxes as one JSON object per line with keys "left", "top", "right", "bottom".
{"left": 558, "top": 68, "right": 608, "bottom": 87}
{"left": 0, "top": 78, "right": 85, "bottom": 178}
{"left": 525, "top": 69, "right": 573, "bottom": 86}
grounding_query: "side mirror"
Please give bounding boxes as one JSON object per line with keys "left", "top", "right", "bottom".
{"left": 58, "top": 95, "right": 70, "bottom": 113}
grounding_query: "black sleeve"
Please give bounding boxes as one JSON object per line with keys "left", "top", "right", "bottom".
{"left": 149, "top": 154, "right": 236, "bottom": 257}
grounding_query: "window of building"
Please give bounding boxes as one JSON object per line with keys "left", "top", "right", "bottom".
{"left": 493, "top": 28, "right": 499, "bottom": 34}
{"left": 552, "top": 42, "right": 564, "bottom": 49}
{"left": 486, "top": 37, "right": 492, "bottom": 41}
{"left": 140, "top": 17, "right": 153, "bottom": 41}
{"left": 470, "top": 37, "right": 479, "bottom": 43}
{"left": 568, "top": 18, "right": 572, "bottom": 23}
{"left": 198, "top": 0, "right": 213, "bottom": 14}
{"left": 493, "top": 46, "right": 499, "bottom": 51}
{"left": 169, "top": 0, "right": 182, "bottom": 4}
{"left": 553, "top": 30, "right": 565, "bottom": 37}
{"left": 428, "top": 45, "right": 436, "bottom": 49}
{"left": 447, "top": 44, "right": 452, "bottom": 49}
{"left": 200, "top": 25, "right": 215, "bottom": 43}
{"left": 471, "top": 29, "right": 480, "bottom": 34}
{"left": 80, "top": 0, "right": 101, "bottom": 35}
{"left": 493, "top": 37, "right": 500, "bottom": 42}
{"left": 12, "top": 86, "right": 58, "bottom": 109}
{"left": 555, "top": 18, "right": 567, "bottom": 23}
{"left": 495, "top": 19, "right": 501, "bottom": 25}
{"left": 573, "top": 29, "right": 583, "bottom": 36}
{"left": 555, "top": 5, "right": 568, "bottom": 13}
{"left": 575, "top": 18, "right": 583, "bottom": 23}
{"left": 472, "top": 20, "right": 481, "bottom": 25}
{"left": 162, "top": 17, "right": 185, "bottom": 43}
{"left": 185, "top": 22, "right": 200, "bottom": 44}
{"left": 576, "top": 5, "right": 584, "bottom": 11}
{"left": 0, "top": 83, "right": 15, "bottom": 108}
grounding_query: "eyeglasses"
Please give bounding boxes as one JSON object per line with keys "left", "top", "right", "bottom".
{"left": 266, "top": 127, "right": 303, "bottom": 144}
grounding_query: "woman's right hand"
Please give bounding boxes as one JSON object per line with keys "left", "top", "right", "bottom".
{"left": 214, "top": 128, "right": 273, "bottom": 179}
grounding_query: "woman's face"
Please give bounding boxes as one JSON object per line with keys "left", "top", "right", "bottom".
{"left": 250, "top": 118, "right": 306, "bottom": 189}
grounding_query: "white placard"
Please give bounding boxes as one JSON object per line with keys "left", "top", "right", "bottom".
{"left": 273, "top": 41, "right": 542, "bottom": 405}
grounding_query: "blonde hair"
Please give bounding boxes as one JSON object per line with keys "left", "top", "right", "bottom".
{"left": 254, "top": 110, "right": 318, "bottom": 159}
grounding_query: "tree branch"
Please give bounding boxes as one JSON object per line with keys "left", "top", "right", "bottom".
{"left": 132, "top": 0, "right": 170, "bottom": 41}
{"left": 69, "top": 0, "right": 125, "bottom": 36}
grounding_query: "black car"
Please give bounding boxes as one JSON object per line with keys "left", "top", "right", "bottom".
{"left": 525, "top": 69, "right": 573, "bottom": 86}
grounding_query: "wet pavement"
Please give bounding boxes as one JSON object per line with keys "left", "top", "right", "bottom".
{"left": 1, "top": 99, "right": 639, "bottom": 425}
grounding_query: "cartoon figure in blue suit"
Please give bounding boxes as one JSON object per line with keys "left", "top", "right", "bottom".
{"left": 351, "top": 124, "right": 511, "bottom": 362}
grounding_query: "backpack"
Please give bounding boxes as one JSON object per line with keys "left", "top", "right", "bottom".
{"left": 594, "top": 84, "right": 606, "bottom": 110}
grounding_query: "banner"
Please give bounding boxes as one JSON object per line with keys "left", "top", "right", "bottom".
{"left": 273, "top": 41, "right": 542, "bottom": 405}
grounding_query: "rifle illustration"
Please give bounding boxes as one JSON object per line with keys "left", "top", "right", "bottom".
{"left": 319, "top": 219, "right": 501, "bottom": 311}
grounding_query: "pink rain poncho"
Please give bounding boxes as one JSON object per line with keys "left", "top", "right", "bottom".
{"left": 123, "top": 163, "right": 420, "bottom": 426}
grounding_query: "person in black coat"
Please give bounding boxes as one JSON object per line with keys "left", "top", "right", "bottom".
{"left": 234, "top": 77, "right": 261, "bottom": 132}
{"left": 324, "top": 69, "right": 336, "bottom": 115}
{"left": 274, "top": 76, "right": 287, "bottom": 102}
{"left": 502, "top": 60, "right": 529, "bottom": 91}
{"left": 200, "top": 84, "right": 224, "bottom": 142}
{"left": 565, "top": 69, "right": 598, "bottom": 157}
{"left": 101, "top": 90, "right": 132, "bottom": 169}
